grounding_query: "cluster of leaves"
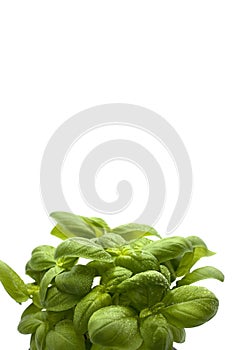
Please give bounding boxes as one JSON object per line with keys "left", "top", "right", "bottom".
{"left": 0, "top": 212, "right": 224, "bottom": 350}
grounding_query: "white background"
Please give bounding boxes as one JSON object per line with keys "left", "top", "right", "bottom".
{"left": 0, "top": 1, "right": 232, "bottom": 349}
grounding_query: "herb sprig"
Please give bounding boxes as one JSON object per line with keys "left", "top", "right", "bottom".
{"left": 0, "top": 211, "right": 224, "bottom": 350}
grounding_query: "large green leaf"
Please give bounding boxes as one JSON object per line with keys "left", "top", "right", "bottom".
{"left": 129, "top": 237, "right": 153, "bottom": 250}
{"left": 20, "top": 303, "right": 41, "bottom": 319}
{"left": 50, "top": 211, "right": 97, "bottom": 239}
{"left": 18, "top": 311, "right": 47, "bottom": 334}
{"left": 118, "top": 270, "right": 169, "bottom": 310}
{"left": 73, "top": 286, "right": 111, "bottom": 334}
{"left": 177, "top": 266, "right": 224, "bottom": 286}
{"left": 87, "top": 260, "right": 115, "bottom": 276}
{"left": 81, "top": 216, "right": 111, "bottom": 237}
{"left": 140, "top": 314, "right": 173, "bottom": 350}
{"left": 29, "top": 245, "right": 56, "bottom": 271}
{"left": 143, "top": 237, "right": 192, "bottom": 263}
{"left": 45, "top": 319, "right": 85, "bottom": 350}
{"left": 55, "top": 237, "right": 113, "bottom": 263}
{"left": 176, "top": 236, "right": 215, "bottom": 276}
{"left": 0, "top": 260, "right": 29, "bottom": 303}
{"left": 25, "top": 260, "right": 46, "bottom": 284}
{"left": 30, "top": 334, "right": 37, "bottom": 350}
{"left": 35, "top": 322, "right": 49, "bottom": 350}
{"left": 40, "top": 266, "right": 64, "bottom": 303}
{"left": 161, "top": 285, "right": 219, "bottom": 328}
{"left": 43, "top": 286, "right": 79, "bottom": 311}
{"left": 55, "top": 264, "right": 95, "bottom": 297}
{"left": 88, "top": 305, "right": 143, "bottom": 350}
{"left": 112, "top": 223, "right": 161, "bottom": 241}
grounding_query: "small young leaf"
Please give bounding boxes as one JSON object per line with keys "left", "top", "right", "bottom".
{"left": 118, "top": 270, "right": 169, "bottom": 310}
{"left": 112, "top": 223, "right": 161, "bottom": 241}
{"left": 43, "top": 286, "right": 79, "bottom": 311}
{"left": 143, "top": 237, "right": 192, "bottom": 263}
{"left": 177, "top": 266, "right": 225, "bottom": 286}
{"left": 115, "top": 247, "right": 159, "bottom": 274}
{"left": 169, "top": 324, "right": 186, "bottom": 343}
{"left": 88, "top": 305, "right": 143, "bottom": 350}
{"left": 50, "top": 211, "right": 97, "bottom": 239}
{"left": 159, "top": 265, "right": 171, "bottom": 284}
{"left": 161, "top": 285, "right": 219, "bottom": 328}
{"left": 55, "top": 264, "right": 95, "bottom": 297}
{"left": 55, "top": 237, "right": 113, "bottom": 263}
{"left": 73, "top": 286, "right": 111, "bottom": 334}
{"left": 0, "top": 260, "right": 29, "bottom": 303}
{"left": 93, "top": 233, "right": 126, "bottom": 248}
{"left": 140, "top": 314, "right": 173, "bottom": 350}
{"left": 101, "top": 266, "right": 133, "bottom": 292}
{"left": 45, "top": 319, "right": 86, "bottom": 350}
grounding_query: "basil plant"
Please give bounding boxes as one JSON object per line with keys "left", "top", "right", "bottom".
{"left": 0, "top": 212, "right": 224, "bottom": 350}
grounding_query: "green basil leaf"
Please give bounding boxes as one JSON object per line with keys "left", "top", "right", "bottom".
{"left": 55, "top": 264, "right": 95, "bottom": 297}
{"left": 101, "top": 266, "right": 133, "bottom": 292}
{"left": 159, "top": 265, "right": 171, "bottom": 284}
{"left": 88, "top": 305, "right": 143, "bottom": 350}
{"left": 0, "top": 260, "right": 29, "bottom": 303}
{"left": 93, "top": 233, "right": 126, "bottom": 248}
{"left": 55, "top": 237, "right": 113, "bottom": 263}
{"left": 18, "top": 311, "right": 47, "bottom": 334}
{"left": 73, "top": 286, "right": 111, "bottom": 334}
{"left": 21, "top": 303, "right": 41, "bottom": 319}
{"left": 176, "top": 247, "right": 215, "bottom": 277}
{"left": 30, "top": 334, "right": 37, "bottom": 350}
{"left": 129, "top": 237, "right": 153, "bottom": 250}
{"left": 40, "top": 266, "right": 64, "bottom": 303}
{"left": 87, "top": 261, "right": 114, "bottom": 276}
{"left": 177, "top": 266, "right": 224, "bottom": 287}
{"left": 161, "top": 285, "right": 219, "bottom": 328}
{"left": 46, "top": 309, "right": 74, "bottom": 325}
{"left": 25, "top": 260, "right": 46, "bottom": 283}
{"left": 29, "top": 245, "right": 56, "bottom": 271}
{"left": 112, "top": 223, "right": 161, "bottom": 241}
{"left": 35, "top": 322, "right": 50, "bottom": 350}
{"left": 32, "top": 286, "right": 43, "bottom": 309}
{"left": 91, "top": 345, "right": 115, "bottom": 350}
{"left": 169, "top": 324, "right": 186, "bottom": 343}
{"left": 118, "top": 271, "right": 169, "bottom": 310}
{"left": 140, "top": 314, "right": 173, "bottom": 350}
{"left": 81, "top": 216, "right": 111, "bottom": 237}
{"left": 187, "top": 235, "right": 208, "bottom": 248}
{"left": 143, "top": 237, "right": 192, "bottom": 263}
{"left": 50, "top": 211, "right": 96, "bottom": 239}
{"left": 115, "top": 248, "right": 159, "bottom": 274}
{"left": 45, "top": 319, "right": 85, "bottom": 350}
{"left": 43, "top": 286, "right": 79, "bottom": 311}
